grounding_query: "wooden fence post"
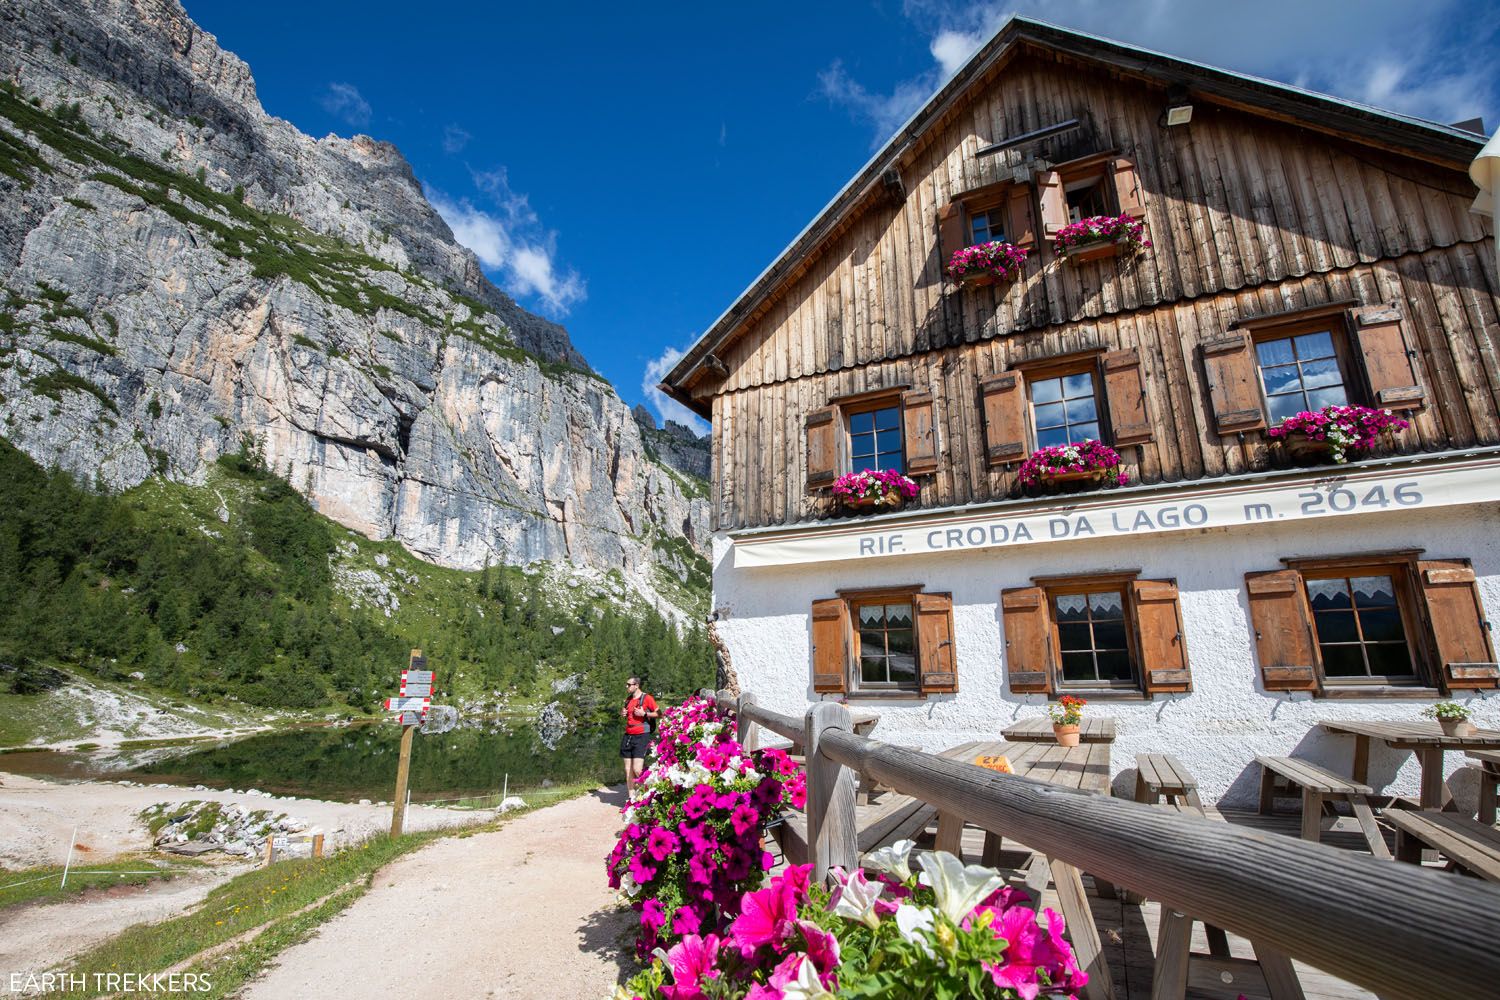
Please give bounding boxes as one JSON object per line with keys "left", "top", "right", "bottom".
{"left": 736, "top": 692, "right": 759, "bottom": 751}
{"left": 804, "top": 702, "right": 857, "bottom": 884}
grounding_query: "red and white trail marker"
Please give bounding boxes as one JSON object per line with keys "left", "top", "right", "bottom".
{"left": 384, "top": 696, "right": 431, "bottom": 713}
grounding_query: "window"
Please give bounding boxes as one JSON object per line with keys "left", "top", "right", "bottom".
{"left": 1030, "top": 370, "right": 1102, "bottom": 448}
{"left": 1255, "top": 327, "right": 1351, "bottom": 422}
{"left": 810, "top": 589, "right": 957, "bottom": 697}
{"left": 1065, "top": 174, "right": 1111, "bottom": 223}
{"left": 1304, "top": 571, "right": 1419, "bottom": 685}
{"left": 970, "top": 209, "right": 1005, "bottom": 245}
{"left": 1053, "top": 588, "right": 1136, "bottom": 688}
{"left": 847, "top": 404, "right": 905, "bottom": 475}
{"left": 855, "top": 600, "right": 917, "bottom": 689}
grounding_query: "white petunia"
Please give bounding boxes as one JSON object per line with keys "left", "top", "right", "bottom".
{"left": 894, "top": 903, "right": 936, "bottom": 957}
{"left": 620, "top": 872, "right": 639, "bottom": 897}
{"left": 781, "top": 957, "right": 837, "bottom": 1000}
{"left": 917, "top": 851, "right": 1004, "bottom": 924}
{"left": 828, "top": 867, "right": 884, "bottom": 928}
{"left": 862, "top": 839, "right": 916, "bottom": 881}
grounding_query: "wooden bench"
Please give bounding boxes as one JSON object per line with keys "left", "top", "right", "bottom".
{"left": 1384, "top": 809, "right": 1500, "bottom": 882}
{"left": 1135, "top": 753, "right": 1203, "bottom": 808}
{"left": 1467, "top": 749, "right": 1500, "bottom": 825}
{"left": 1255, "top": 756, "right": 1391, "bottom": 858}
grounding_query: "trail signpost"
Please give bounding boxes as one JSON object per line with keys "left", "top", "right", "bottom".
{"left": 389, "top": 649, "right": 434, "bottom": 838}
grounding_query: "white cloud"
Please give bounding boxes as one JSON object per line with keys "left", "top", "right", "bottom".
{"left": 442, "top": 124, "right": 471, "bottom": 154}
{"left": 429, "top": 179, "right": 586, "bottom": 315}
{"left": 642, "top": 344, "right": 709, "bottom": 434}
{"left": 320, "top": 82, "right": 371, "bottom": 129}
{"left": 824, "top": 1, "right": 1495, "bottom": 145}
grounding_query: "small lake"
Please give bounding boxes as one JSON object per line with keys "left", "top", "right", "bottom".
{"left": 0, "top": 721, "right": 621, "bottom": 803}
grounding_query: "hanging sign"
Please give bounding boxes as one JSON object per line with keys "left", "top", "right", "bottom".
{"left": 730, "top": 456, "right": 1500, "bottom": 569}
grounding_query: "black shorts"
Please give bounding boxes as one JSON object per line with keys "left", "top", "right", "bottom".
{"left": 620, "top": 731, "right": 652, "bottom": 759}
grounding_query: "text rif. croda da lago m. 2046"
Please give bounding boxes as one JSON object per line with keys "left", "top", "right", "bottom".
{"left": 660, "top": 19, "right": 1500, "bottom": 805}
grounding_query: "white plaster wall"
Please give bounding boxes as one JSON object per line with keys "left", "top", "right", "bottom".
{"left": 712, "top": 503, "right": 1500, "bottom": 806}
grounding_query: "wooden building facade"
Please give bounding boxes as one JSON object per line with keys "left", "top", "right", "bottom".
{"left": 663, "top": 19, "right": 1500, "bottom": 803}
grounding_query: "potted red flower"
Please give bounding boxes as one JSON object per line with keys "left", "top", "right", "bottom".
{"left": 1016, "top": 440, "right": 1129, "bottom": 490}
{"left": 1053, "top": 213, "right": 1151, "bottom": 263}
{"left": 945, "top": 240, "right": 1028, "bottom": 287}
{"left": 1048, "top": 695, "right": 1086, "bottom": 747}
{"left": 1267, "top": 404, "right": 1409, "bottom": 464}
{"left": 831, "top": 469, "right": 919, "bottom": 513}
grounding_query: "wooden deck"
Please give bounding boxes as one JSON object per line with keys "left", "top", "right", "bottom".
{"left": 769, "top": 800, "right": 1406, "bottom": 1000}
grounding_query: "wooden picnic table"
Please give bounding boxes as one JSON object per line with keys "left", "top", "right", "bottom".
{"left": 1318, "top": 719, "right": 1500, "bottom": 811}
{"left": 932, "top": 738, "right": 1116, "bottom": 1000}
{"left": 1467, "top": 750, "right": 1500, "bottom": 825}
{"left": 1001, "top": 715, "right": 1117, "bottom": 744}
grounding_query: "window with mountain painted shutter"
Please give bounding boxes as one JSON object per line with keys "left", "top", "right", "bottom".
{"left": 1133, "top": 579, "right": 1190, "bottom": 693}
{"left": 810, "top": 598, "right": 849, "bottom": 694}
{"left": 1102, "top": 349, "right": 1153, "bottom": 445}
{"left": 1000, "top": 586, "right": 1052, "bottom": 694}
{"left": 805, "top": 407, "right": 837, "bottom": 491}
{"left": 980, "top": 372, "right": 1028, "bottom": 465}
{"left": 1351, "top": 302, "right": 1425, "bottom": 411}
{"left": 1245, "top": 570, "right": 1318, "bottom": 691}
{"left": 1417, "top": 559, "right": 1499, "bottom": 690}
{"left": 1202, "top": 331, "right": 1267, "bottom": 433}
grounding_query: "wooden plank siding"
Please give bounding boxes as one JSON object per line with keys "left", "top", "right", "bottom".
{"left": 697, "top": 51, "right": 1495, "bottom": 531}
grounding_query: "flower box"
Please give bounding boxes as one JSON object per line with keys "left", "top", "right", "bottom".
{"left": 1060, "top": 235, "right": 1128, "bottom": 263}
{"left": 1037, "top": 466, "right": 1113, "bottom": 485}
{"left": 946, "top": 240, "right": 1028, "bottom": 287}
{"left": 1017, "top": 440, "right": 1128, "bottom": 491}
{"left": 842, "top": 490, "right": 904, "bottom": 511}
{"left": 1267, "top": 405, "right": 1409, "bottom": 464}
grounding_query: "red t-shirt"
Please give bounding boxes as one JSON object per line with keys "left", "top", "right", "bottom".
{"left": 624, "top": 693, "right": 657, "bottom": 735}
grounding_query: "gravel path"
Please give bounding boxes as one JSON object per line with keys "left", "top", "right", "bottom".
{"left": 237, "top": 787, "right": 635, "bottom": 1000}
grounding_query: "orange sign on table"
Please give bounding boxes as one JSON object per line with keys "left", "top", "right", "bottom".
{"left": 974, "top": 754, "right": 1014, "bottom": 774}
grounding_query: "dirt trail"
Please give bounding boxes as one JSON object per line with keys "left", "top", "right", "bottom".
{"left": 237, "top": 787, "right": 635, "bottom": 1000}
{"left": 0, "top": 869, "right": 233, "bottom": 991}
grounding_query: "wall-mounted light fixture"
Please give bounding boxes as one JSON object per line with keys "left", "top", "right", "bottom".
{"left": 1162, "top": 84, "right": 1193, "bottom": 127}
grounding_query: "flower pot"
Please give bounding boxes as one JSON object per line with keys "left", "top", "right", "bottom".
{"left": 1060, "top": 236, "right": 1127, "bottom": 264}
{"left": 842, "top": 490, "right": 903, "bottom": 513}
{"left": 1040, "top": 467, "right": 1112, "bottom": 485}
{"left": 1052, "top": 723, "right": 1080, "bottom": 747}
{"left": 1438, "top": 717, "right": 1476, "bottom": 737}
{"left": 1278, "top": 432, "right": 1333, "bottom": 461}
{"left": 957, "top": 271, "right": 1000, "bottom": 288}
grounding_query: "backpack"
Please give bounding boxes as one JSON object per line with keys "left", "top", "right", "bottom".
{"left": 628, "top": 693, "right": 657, "bottom": 734}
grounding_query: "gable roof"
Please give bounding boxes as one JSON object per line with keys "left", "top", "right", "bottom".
{"left": 660, "top": 15, "right": 1486, "bottom": 415}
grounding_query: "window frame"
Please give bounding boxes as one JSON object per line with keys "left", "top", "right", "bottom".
{"left": 837, "top": 585, "right": 926, "bottom": 697}
{"left": 841, "top": 393, "right": 907, "bottom": 476}
{"left": 967, "top": 200, "right": 1008, "bottom": 246}
{"left": 1033, "top": 571, "right": 1145, "bottom": 696}
{"left": 1055, "top": 155, "right": 1120, "bottom": 221}
{"left": 1248, "top": 316, "right": 1362, "bottom": 425}
{"left": 1017, "top": 356, "right": 1110, "bottom": 451}
{"left": 1284, "top": 553, "right": 1435, "bottom": 692}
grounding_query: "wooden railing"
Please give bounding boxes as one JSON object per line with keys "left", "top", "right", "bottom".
{"left": 705, "top": 689, "right": 1500, "bottom": 1000}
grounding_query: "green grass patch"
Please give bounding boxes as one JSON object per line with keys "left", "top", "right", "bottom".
{"left": 44, "top": 327, "right": 117, "bottom": 356}
{"left": 27, "top": 369, "right": 119, "bottom": 413}
{"left": 0, "top": 858, "right": 188, "bottom": 914}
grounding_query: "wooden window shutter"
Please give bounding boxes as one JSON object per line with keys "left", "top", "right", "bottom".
{"left": 1036, "top": 170, "right": 1067, "bottom": 238}
{"left": 1101, "top": 349, "right": 1153, "bottom": 446}
{"left": 1351, "top": 302, "right": 1425, "bottom": 411}
{"left": 1132, "top": 579, "right": 1190, "bottom": 694}
{"left": 1005, "top": 184, "right": 1036, "bottom": 250}
{"left": 1000, "top": 586, "right": 1052, "bottom": 694}
{"left": 1416, "top": 559, "right": 1499, "bottom": 690}
{"left": 1244, "top": 570, "right": 1319, "bottom": 691}
{"left": 1110, "top": 157, "right": 1147, "bottom": 219}
{"left": 1201, "top": 331, "right": 1267, "bottom": 434}
{"left": 805, "top": 406, "right": 838, "bottom": 492}
{"left": 901, "top": 390, "right": 938, "bottom": 475}
{"left": 810, "top": 598, "right": 849, "bottom": 694}
{"left": 937, "top": 201, "right": 968, "bottom": 271}
{"left": 914, "top": 592, "right": 958, "bottom": 693}
{"left": 980, "top": 372, "right": 1028, "bottom": 466}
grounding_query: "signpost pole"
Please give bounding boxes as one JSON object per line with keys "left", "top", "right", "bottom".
{"left": 390, "top": 721, "right": 415, "bottom": 838}
{"left": 389, "top": 648, "right": 425, "bottom": 838}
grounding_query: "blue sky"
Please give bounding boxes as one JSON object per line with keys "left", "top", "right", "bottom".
{"left": 184, "top": 1, "right": 1497, "bottom": 432}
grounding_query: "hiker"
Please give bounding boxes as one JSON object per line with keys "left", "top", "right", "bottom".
{"left": 620, "top": 676, "right": 658, "bottom": 799}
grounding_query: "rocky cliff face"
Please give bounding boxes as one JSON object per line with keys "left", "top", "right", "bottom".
{"left": 632, "top": 405, "right": 711, "bottom": 481}
{"left": 0, "top": 0, "right": 709, "bottom": 607}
